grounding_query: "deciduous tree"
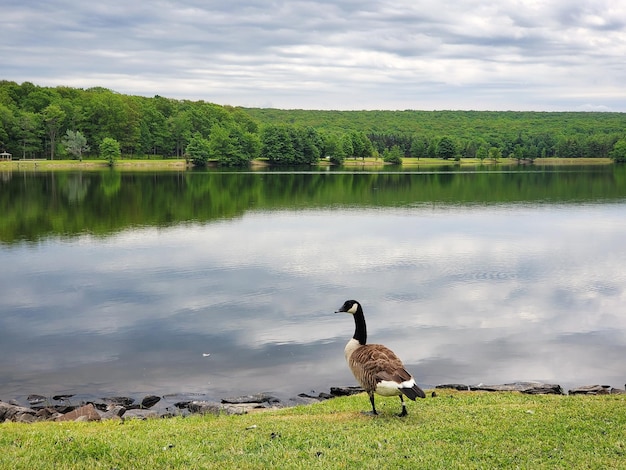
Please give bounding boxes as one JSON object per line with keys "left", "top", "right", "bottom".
{"left": 610, "top": 138, "right": 626, "bottom": 163}
{"left": 436, "top": 136, "right": 456, "bottom": 160}
{"left": 186, "top": 132, "right": 211, "bottom": 167}
{"left": 43, "top": 104, "right": 66, "bottom": 160}
{"left": 383, "top": 145, "right": 403, "bottom": 164}
{"left": 99, "top": 137, "right": 121, "bottom": 166}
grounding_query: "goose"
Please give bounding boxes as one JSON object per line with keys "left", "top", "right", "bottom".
{"left": 336, "top": 299, "right": 425, "bottom": 416}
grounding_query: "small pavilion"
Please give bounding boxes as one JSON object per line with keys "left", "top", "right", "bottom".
{"left": 0, "top": 151, "right": 12, "bottom": 161}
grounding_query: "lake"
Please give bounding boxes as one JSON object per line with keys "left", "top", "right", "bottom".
{"left": 1, "top": 164, "right": 625, "bottom": 403}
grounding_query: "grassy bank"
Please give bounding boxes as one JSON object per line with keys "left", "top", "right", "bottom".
{"left": 0, "top": 157, "right": 613, "bottom": 172}
{"left": 1, "top": 391, "right": 624, "bottom": 469}
{"left": 343, "top": 157, "right": 614, "bottom": 166}
{"left": 0, "top": 159, "right": 188, "bottom": 171}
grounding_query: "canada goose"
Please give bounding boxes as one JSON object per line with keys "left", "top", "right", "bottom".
{"left": 336, "top": 299, "right": 425, "bottom": 416}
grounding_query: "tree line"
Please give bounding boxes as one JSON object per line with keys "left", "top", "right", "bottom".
{"left": 246, "top": 108, "right": 626, "bottom": 163}
{"left": 1, "top": 80, "right": 625, "bottom": 166}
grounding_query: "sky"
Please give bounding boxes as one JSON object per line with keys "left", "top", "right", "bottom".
{"left": 2, "top": 0, "right": 626, "bottom": 111}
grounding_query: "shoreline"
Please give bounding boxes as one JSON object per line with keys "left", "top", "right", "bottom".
{"left": 0, "top": 157, "right": 615, "bottom": 172}
{"left": 2, "top": 380, "right": 624, "bottom": 423}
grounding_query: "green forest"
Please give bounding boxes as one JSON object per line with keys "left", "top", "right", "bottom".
{"left": 1, "top": 80, "right": 626, "bottom": 166}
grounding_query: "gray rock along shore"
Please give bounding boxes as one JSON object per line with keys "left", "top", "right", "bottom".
{"left": 1, "top": 382, "right": 624, "bottom": 424}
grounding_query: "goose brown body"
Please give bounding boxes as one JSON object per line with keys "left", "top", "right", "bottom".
{"left": 337, "top": 300, "right": 425, "bottom": 416}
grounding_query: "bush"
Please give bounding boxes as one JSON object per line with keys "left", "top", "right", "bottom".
{"left": 383, "top": 145, "right": 403, "bottom": 164}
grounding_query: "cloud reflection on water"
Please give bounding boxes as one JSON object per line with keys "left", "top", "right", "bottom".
{"left": 1, "top": 203, "right": 625, "bottom": 401}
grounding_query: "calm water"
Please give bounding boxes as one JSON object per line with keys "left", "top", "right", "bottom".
{"left": 1, "top": 165, "right": 625, "bottom": 403}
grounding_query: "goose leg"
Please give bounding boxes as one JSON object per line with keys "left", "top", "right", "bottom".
{"left": 364, "top": 391, "right": 378, "bottom": 416}
{"left": 398, "top": 395, "right": 408, "bottom": 417}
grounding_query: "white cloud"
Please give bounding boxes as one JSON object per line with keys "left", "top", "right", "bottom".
{"left": 1, "top": 0, "right": 625, "bottom": 109}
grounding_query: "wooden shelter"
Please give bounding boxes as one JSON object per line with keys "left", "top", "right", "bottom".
{"left": 0, "top": 151, "right": 12, "bottom": 161}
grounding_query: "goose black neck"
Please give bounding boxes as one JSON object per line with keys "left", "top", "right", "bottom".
{"left": 353, "top": 310, "right": 367, "bottom": 345}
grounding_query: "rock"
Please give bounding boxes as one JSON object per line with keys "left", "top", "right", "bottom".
{"left": 173, "top": 400, "right": 192, "bottom": 410}
{"left": 221, "top": 393, "right": 280, "bottom": 405}
{"left": 470, "top": 382, "right": 564, "bottom": 395}
{"left": 520, "top": 383, "right": 564, "bottom": 395}
{"left": 87, "top": 401, "right": 109, "bottom": 412}
{"left": 27, "top": 394, "right": 47, "bottom": 405}
{"left": 52, "top": 394, "right": 74, "bottom": 402}
{"left": 100, "top": 405, "right": 126, "bottom": 420}
{"left": 287, "top": 395, "right": 324, "bottom": 406}
{"left": 188, "top": 401, "right": 248, "bottom": 415}
{"left": 0, "top": 400, "right": 38, "bottom": 422}
{"left": 56, "top": 404, "right": 101, "bottom": 422}
{"left": 141, "top": 395, "right": 161, "bottom": 408}
{"left": 35, "top": 407, "right": 63, "bottom": 421}
{"left": 298, "top": 390, "right": 333, "bottom": 399}
{"left": 102, "top": 396, "right": 134, "bottom": 407}
{"left": 16, "top": 413, "right": 37, "bottom": 423}
{"left": 49, "top": 405, "right": 75, "bottom": 414}
{"left": 123, "top": 409, "right": 159, "bottom": 420}
{"left": 436, "top": 384, "right": 471, "bottom": 391}
{"left": 297, "top": 392, "right": 333, "bottom": 401}
{"left": 568, "top": 385, "right": 612, "bottom": 395}
{"left": 330, "top": 386, "right": 364, "bottom": 396}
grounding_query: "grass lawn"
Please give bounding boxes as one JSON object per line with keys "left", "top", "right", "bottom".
{"left": 1, "top": 391, "right": 624, "bottom": 469}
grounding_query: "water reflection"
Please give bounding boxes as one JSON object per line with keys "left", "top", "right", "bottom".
{"left": 1, "top": 169, "right": 625, "bottom": 402}
{"left": 2, "top": 165, "right": 626, "bottom": 244}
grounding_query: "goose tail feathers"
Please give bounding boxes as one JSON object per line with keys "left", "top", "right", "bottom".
{"left": 401, "top": 383, "right": 426, "bottom": 400}
{"left": 378, "top": 369, "right": 427, "bottom": 400}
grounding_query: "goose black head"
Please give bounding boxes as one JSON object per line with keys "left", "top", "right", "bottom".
{"left": 336, "top": 300, "right": 361, "bottom": 314}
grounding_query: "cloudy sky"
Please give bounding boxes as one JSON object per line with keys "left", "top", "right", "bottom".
{"left": 2, "top": 0, "right": 626, "bottom": 110}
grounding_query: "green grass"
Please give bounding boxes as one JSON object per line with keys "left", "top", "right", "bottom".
{"left": 0, "top": 158, "right": 188, "bottom": 171}
{"left": 1, "top": 391, "right": 624, "bottom": 469}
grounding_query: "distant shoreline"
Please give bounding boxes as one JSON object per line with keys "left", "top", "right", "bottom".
{"left": 0, "top": 157, "right": 614, "bottom": 172}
